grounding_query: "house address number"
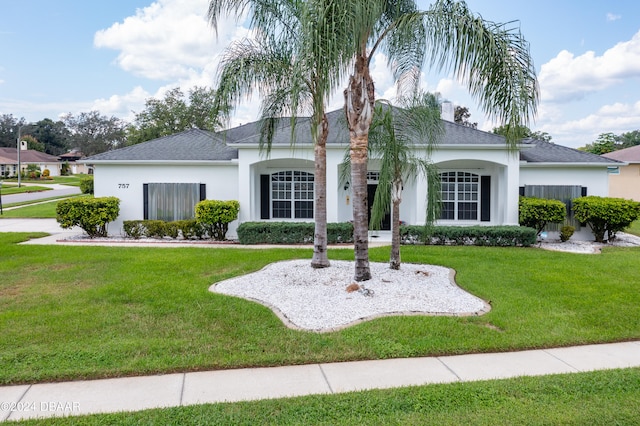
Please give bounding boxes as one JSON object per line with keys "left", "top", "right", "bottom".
{"left": 118, "top": 184, "right": 129, "bottom": 189}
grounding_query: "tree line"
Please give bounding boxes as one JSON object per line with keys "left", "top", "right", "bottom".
{"left": 0, "top": 87, "right": 223, "bottom": 157}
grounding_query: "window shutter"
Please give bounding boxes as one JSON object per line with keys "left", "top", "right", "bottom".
{"left": 260, "top": 174, "right": 270, "bottom": 219}
{"left": 481, "top": 176, "right": 491, "bottom": 222}
{"left": 143, "top": 184, "right": 149, "bottom": 220}
{"left": 200, "top": 184, "right": 206, "bottom": 201}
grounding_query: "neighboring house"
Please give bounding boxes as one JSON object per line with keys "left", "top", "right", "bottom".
{"left": 82, "top": 109, "right": 621, "bottom": 240}
{"left": 602, "top": 145, "right": 640, "bottom": 201}
{"left": 0, "top": 143, "right": 62, "bottom": 177}
{"left": 59, "top": 149, "right": 91, "bottom": 175}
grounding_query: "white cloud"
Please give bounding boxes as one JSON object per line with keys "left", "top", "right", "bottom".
{"left": 94, "top": 0, "right": 247, "bottom": 81}
{"left": 539, "top": 30, "right": 640, "bottom": 102}
{"left": 606, "top": 13, "right": 621, "bottom": 22}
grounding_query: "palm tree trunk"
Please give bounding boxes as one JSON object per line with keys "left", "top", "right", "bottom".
{"left": 390, "top": 180, "right": 402, "bottom": 270}
{"left": 345, "top": 55, "right": 375, "bottom": 282}
{"left": 311, "top": 113, "right": 330, "bottom": 269}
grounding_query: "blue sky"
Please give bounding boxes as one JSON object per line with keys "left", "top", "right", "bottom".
{"left": 2, "top": 0, "right": 640, "bottom": 148}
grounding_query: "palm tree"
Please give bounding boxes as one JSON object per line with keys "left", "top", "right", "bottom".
{"left": 208, "top": 0, "right": 351, "bottom": 268}
{"left": 368, "top": 93, "right": 443, "bottom": 270}
{"left": 336, "top": 0, "right": 538, "bottom": 281}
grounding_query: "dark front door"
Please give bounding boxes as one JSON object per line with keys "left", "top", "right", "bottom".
{"left": 367, "top": 184, "right": 391, "bottom": 230}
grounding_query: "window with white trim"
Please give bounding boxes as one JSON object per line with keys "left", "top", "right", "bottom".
{"left": 271, "top": 171, "right": 314, "bottom": 219}
{"left": 440, "top": 171, "right": 479, "bottom": 220}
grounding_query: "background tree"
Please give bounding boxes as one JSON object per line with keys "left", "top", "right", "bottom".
{"left": 616, "top": 130, "right": 640, "bottom": 149}
{"left": 0, "top": 114, "right": 25, "bottom": 148}
{"left": 20, "top": 135, "right": 45, "bottom": 152}
{"left": 579, "top": 132, "right": 616, "bottom": 155}
{"left": 341, "top": 0, "right": 538, "bottom": 281}
{"left": 63, "top": 111, "right": 127, "bottom": 157}
{"left": 454, "top": 106, "right": 477, "bottom": 128}
{"left": 209, "top": 0, "right": 351, "bottom": 269}
{"left": 493, "top": 124, "right": 552, "bottom": 142}
{"left": 126, "top": 86, "right": 224, "bottom": 145}
{"left": 30, "top": 118, "right": 70, "bottom": 155}
{"left": 368, "top": 93, "right": 444, "bottom": 270}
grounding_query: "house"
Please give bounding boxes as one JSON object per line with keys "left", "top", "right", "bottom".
{"left": 602, "top": 145, "right": 640, "bottom": 201}
{"left": 82, "top": 109, "right": 622, "bottom": 240}
{"left": 0, "top": 143, "right": 62, "bottom": 178}
{"left": 59, "top": 149, "right": 91, "bottom": 175}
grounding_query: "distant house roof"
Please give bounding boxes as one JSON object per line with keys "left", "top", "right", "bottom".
{"left": 0, "top": 147, "right": 60, "bottom": 163}
{"left": 83, "top": 129, "right": 238, "bottom": 162}
{"left": 519, "top": 139, "right": 622, "bottom": 165}
{"left": 601, "top": 145, "right": 640, "bottom": 163}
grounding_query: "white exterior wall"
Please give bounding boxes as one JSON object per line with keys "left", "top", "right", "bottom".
{"left": 93, "top": 162, "right": 239, "bottom": 236}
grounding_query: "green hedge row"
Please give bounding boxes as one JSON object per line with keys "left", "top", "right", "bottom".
{"left": 237, "top": 222, "right": 354, "bottom": 245}
{"left": 400, "top": 225, "right": 537, "bottom": 247}
{"left": 123, "top": 219, "right": 209, "bottom": 240}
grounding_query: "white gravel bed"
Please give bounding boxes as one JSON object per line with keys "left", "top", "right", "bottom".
{"left": 211, "top": 260, "right": 490, "bottom": 332}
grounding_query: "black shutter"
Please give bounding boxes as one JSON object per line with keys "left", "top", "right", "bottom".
{"left": 519, "top": 186, "right": 525, "bottom": 197}
{"left": 481, "top": 176, "right": 491, "bottom": 222}
{"left": 260, "top": 174, "right": 270, "bottom": 219}
{"left": 581, "top": 187, "right": 587, "bottom": 197}
{"left": 200, "top": 183, "right": 206, "bottom": 201}
{"left": 143, "top": 184, "right": 149, "bottom": 220}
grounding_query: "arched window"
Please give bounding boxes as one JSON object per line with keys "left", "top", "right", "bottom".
{"left": 440, "top": 171, "right": 479, "bottom": 221}
{"left": 271, "top": 171, "right": 314, "bottom": 219}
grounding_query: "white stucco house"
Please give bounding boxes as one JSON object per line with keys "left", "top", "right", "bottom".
{"left": 81, "top": 109, "right": 622, "bottom": 240}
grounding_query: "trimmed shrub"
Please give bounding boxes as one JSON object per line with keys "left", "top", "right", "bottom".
{"left": 519, "top": 196, "right": 566, "bottom": 235}
{"left": 400, "top": 225, "right": 537, "bottom": 247}
{"left": 80, "top": 176, "right": 94, "bottom": 194}
{"left": 176, "top": 219, "right": 207, "bottom": 240}
{"left": 559, "top": 225, "right": 575, "bottom": 242}
{"left": 195, "top": 200, "right": 240, "bottom": 241}
{"left": 123, "top": 220, "right": 145, "bottom": 239}
{"left": 42, "top": 168, "right": 50, "bottom": 178}
{"left": 56, "top": 197, "right": 119, "bottom": 238}
{"left": 237, "top": 222, "right": 354, "bottom": 245}
{"left": 573, "top": 196, "right": 640, "bottom": 242}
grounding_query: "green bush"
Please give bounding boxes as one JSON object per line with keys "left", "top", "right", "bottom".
{"left": 80, "top": 176, "right": 94, "bottom": 194}
{"left": 400, "top": 225, "right": 537, "bottom": 247}
{"left": 122, "top": 220, "right": 145, "bottom": 239}
{"left": 237, "top": 222, "right": 354, "bottom": 245}
{"left": 56, "top": 197, "right": 119, "bottom": 238}
{"left": 559, "top": 225, "right": 575, "bottom": 242}
{"left": 519, "top": 197, "right": 566, "bottom": 235}
{"left": 573, "top": 196, "right": 640, "bottom": 242}
{"left": 195, "top": 200, "right": 240, "bottom": 241}
{"left": 176, "top": 219, "right": 207, "bottom": 240}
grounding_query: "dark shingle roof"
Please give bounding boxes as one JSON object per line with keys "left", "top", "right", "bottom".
{"left": 223, "top": 108, "right": 507, "bottom": 146}
{"left": 83, "top": 129, "right": 238, "bottom": 162}
{"left": 520, "top": 139, "right": 622, "bottom": 164}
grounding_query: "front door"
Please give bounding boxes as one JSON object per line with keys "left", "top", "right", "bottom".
{"left": 367, "top": 184, "right": 391, "bottom": 230}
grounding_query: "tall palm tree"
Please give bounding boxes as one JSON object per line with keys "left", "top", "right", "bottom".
{"left": 369, "top": 93, "right": 444, "bottom": 270}
{"left": 208, "top": 0, "right": 351, "bottom": 268}
{"left": 336, "top": 0, "right": 538, "bottom": 281}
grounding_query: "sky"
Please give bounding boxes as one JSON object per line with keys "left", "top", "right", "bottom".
{"left": 2, "top": 0, "right": 640, "bottom": 149}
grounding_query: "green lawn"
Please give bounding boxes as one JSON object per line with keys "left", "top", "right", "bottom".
{"left": 1, "top": 195, "right": 86, "bottom": 218}
{"left": 16, "top": 368, "right": 640, "bottom": 425}
{"left": 1, "top": 233, "right": 639, "bottom": 385}
{"left": 626, "top": 219, "right": 640, "bottom": 237}
{"left": 0, "top": 185, "right": 52, "bottom": 196}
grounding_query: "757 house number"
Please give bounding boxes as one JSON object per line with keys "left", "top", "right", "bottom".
{"left": 118, "top": 184, "right": 130, "bottom": 189}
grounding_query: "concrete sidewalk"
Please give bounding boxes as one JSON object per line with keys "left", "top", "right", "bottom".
{"left": 2, "top": 341, "right": 639, "bottom": 421}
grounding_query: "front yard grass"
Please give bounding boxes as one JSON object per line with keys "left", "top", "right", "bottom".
{"left": 1, "top": 232, "right": 639, "bottom": 385}
{"left": 16, "top": 368, "right": 640, "bottom": 425}
{"left": 0, "top": 194, "right": 86, "bottom": 218}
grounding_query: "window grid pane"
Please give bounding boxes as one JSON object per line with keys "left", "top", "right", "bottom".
{"left": 439, "top": 172, "right": 479, "bottom": 221}
{"left": 271, "top": 171, "right": 314, "bottom": 219}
